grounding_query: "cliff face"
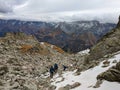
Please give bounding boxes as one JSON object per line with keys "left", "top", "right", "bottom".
{"left": 87, "top": 17, "right": 120, "bottom": 61}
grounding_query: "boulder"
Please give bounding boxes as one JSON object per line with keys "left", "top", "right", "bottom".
{"left": 70, "top": 82, "right": 81, "bottom": 89}
{"left": 112, "top": 60, "right": 117, "bottom": 63}
{"left": 93, "top": 79, "right": 103, "bottom": 88}
{"left": 11, "top": 82, "right": 20, "bottom": 89}
{"left": 102, "top": 64, "right": 109, "bottom": 68}
{"left": 97, "top": 62, "right": 120, "bottom": 82}
{"left": 0, "top": 66, "right": 8, "bottom": 75}
{"left": 58, "top": 86, "right": 69, "bottom": 90}
{"left": 74, "top": 71, "right": 81, "bottom": 76}
{"left": 59, "top": 82, "right": 81, "bottom": 90}
{"left": 102, "top": 60, "right": 110, "bottom": 67}
{"left": 103, "top": 60, "right": 110, "bottom": 65}
{"left": 48, "top": 85, "right": 56, "bottom": 90}
{"left": 116, "top": 62, "right": 120, "bottom": 70}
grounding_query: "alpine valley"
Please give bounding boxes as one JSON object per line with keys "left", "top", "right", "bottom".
{"left": 0, "top": 19, "right": 115, "bottom": 53}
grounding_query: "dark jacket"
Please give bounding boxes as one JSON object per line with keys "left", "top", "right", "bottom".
{"left": 49, "top": 66, "right": 55, "bottom": 74}
{"left": 54, "top": 63, "right": 58, "bottom": 71}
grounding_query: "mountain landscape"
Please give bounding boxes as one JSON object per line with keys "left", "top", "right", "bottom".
{"left": 0, "top": 16, "right": 120, "bottom": 90}
{"left": 0, "top": 19, "right": 115, "bottom": 53}
{"left": 0, "top": 0, "right": 120, "bottom": 90}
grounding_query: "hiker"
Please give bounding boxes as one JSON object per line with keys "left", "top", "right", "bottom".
{"left": 54, "top": 63, "right": 58, "bottom": 73}
{"left": 49, "top": 66, "right": 55, "bottom": 78}
{"left": 63, "top": 65, "right": 68, "bottom": 71}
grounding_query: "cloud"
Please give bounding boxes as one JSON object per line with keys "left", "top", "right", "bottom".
{"left": 0, "top": 0, "right": 28, "bottom": 13}
{"left": 14, "top": 0, "right": 120, "bottom": 13}
{"left": 0, "top": 0, "right": 120, "bottom": 23}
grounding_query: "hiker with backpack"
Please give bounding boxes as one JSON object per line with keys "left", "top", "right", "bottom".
{"left": 49, "top": 66, "right": 55, "bottom": 78}
{"left": 54, "top": 63, "right": 58, "bottom": 73}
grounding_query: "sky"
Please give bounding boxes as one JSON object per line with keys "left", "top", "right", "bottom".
{"left": 0, "top": 0, "right": 120, "bottom": 23}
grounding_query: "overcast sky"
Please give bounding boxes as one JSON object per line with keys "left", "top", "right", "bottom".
{"left": 0, "top": 0, "right": 120, "bottom": 23}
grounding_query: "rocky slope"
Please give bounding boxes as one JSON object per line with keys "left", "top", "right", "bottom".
{"left": 87, "top": 17, "right": 120, "bottom": 61}
{"left": 0, "top": 19, "right": 115, "bottom": 53}
{"left": 0, "top": 32, "right": 87, "bottom": 90}
{"left": 85, "top": 16, "right": 120, "bottom": 84}
{"left": 0, "top": 17, "right": 119, "bottom": 90}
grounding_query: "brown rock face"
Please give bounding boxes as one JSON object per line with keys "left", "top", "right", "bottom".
{"left": 79, "top": 32, "right": 97, "bottom": 46}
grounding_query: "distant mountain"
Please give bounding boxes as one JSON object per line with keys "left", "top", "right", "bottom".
{"left": 0, "top": 19, "right": 116, "bottom": 53}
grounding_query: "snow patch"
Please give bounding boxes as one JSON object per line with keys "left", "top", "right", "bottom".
{"left": 78, "top": 49, "right": 90, "bottom": 55}
{"left": 51, "top": 45, "right": 54, "bottom": 49}
{"left": 40, "top": 42, "right": 44, "bottom": 45}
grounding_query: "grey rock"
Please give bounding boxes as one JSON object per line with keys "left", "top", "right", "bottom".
{"left": 0, "top": 66, "right": 8, "bottom": 75}
{"left": 97, "top": 62, "right": 120, "bottom": 82}
{"left": 58, "top": 86, "right": 69, "bottom": 90}
{"left": 112, "top": 60, "right": 117, "bottom": 63}
{"left": 69, "top": 82, "right": 81, "bottom": 89}
{"left": 93, "top": 79, "right": 103, "bottom": 88}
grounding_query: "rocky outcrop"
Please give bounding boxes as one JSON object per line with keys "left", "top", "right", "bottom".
{"left": 102, "top": 60, "right": 110, "bottom": 67}
{"left": 58, "top": 87, "right": 69, "bottom": 90}
{"left": 97, "top": 62, "right": 120, "bottom": 82}
{"left": 93, "top": 79, "right": 103, "bottom": 88}
{"left": 58, "top": 82, "right": 81, "bottom": 90}
{"left": 68, "top": 82, "right": 81, "bottom": 89}
{"left": 0, "top": 65, "right": 8, "bottom": 75}
{"left": 86, "top": 17, "right": 120, "bottom": 61}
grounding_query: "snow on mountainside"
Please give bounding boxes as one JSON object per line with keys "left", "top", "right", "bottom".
{"left": 51, "top": 52, "right": 120, "bottom": 90}
{"left": 78, "top": 49, "right": 90, "bottom": 55}
{"left": 58, "top": 21, "right": 114, "bottom": 35}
